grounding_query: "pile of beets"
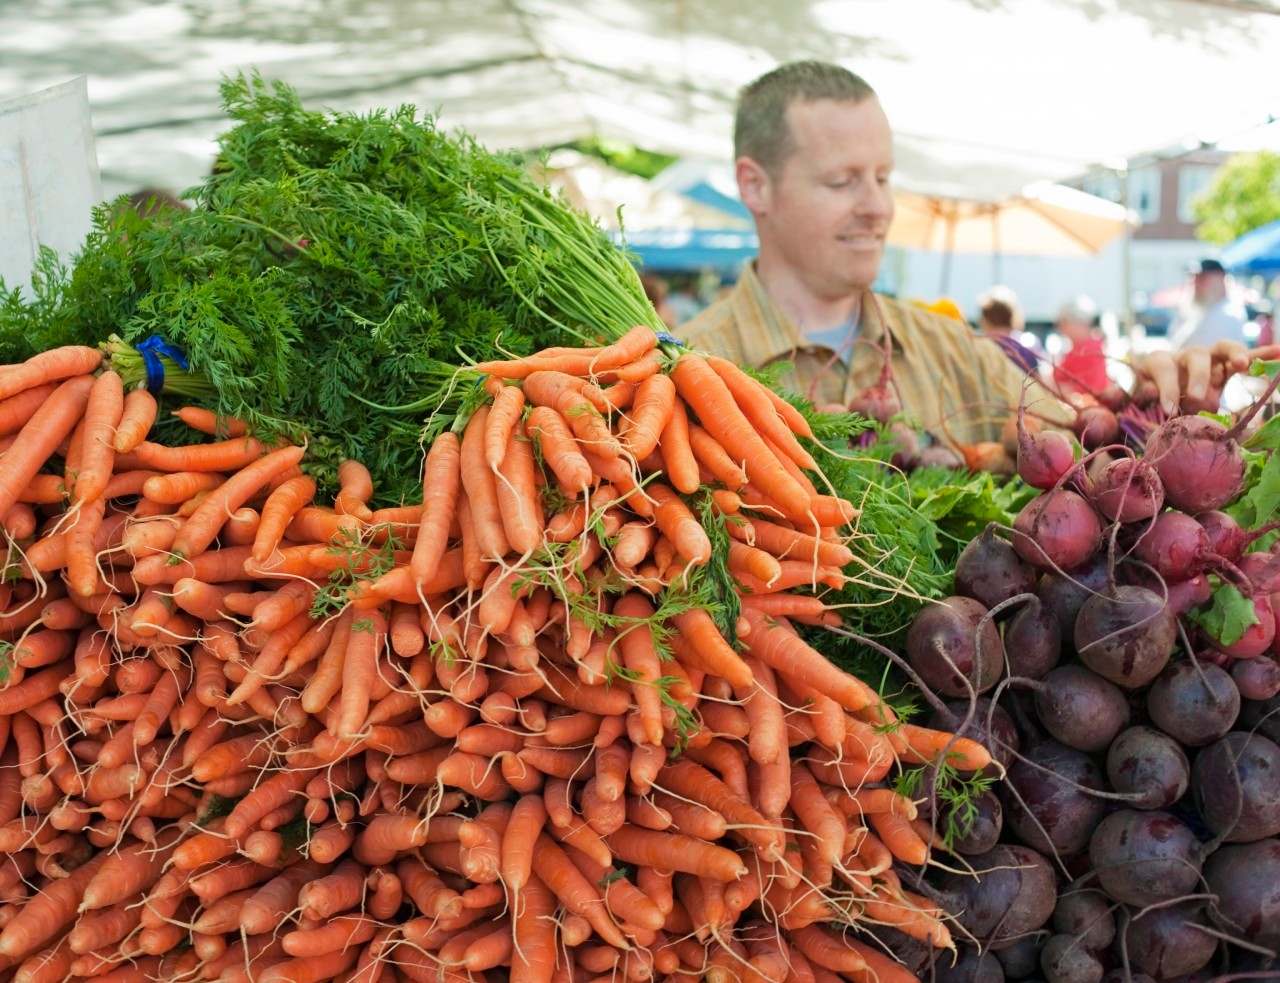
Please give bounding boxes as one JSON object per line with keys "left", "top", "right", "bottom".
{"left": 894, "top": 401, "right": 1280, "bottom": 983}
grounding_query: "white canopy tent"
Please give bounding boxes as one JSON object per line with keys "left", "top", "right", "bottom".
{"left": 2, "top": 0, "right": 1280, "bottom": 203}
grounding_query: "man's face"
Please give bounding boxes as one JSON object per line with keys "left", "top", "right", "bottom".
{"left": 1193, "top": 270, "right": 1225, "bottom": 303}
{"left": 752, "top": 97, "right": 895, "bottom": 299}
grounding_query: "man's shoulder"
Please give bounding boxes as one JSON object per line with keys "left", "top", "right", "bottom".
{"left": 873, "top": 294, "right": 974, "bottom": 345}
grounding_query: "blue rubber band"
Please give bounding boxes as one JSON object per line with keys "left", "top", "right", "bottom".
{"left": 135, "top": 335, "right": 190, "bottom": 393}
{"left": 656, "top": 330, "right": 682, "bottom": 346}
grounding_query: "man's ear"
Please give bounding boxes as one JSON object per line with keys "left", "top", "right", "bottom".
{"left": 736, "top": 157, "right": 771, "bottom": 216}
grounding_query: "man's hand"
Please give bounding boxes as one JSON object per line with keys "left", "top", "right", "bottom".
{"left": 1134, "top": 341, "right": 1280, "bottom": 415}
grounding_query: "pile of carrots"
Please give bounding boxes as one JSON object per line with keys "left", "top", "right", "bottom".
{"left": 0, "top": 332, "right": 990, "bottom": 982}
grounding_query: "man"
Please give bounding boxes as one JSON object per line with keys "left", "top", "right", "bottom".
{"left": 682, "top": 62, "right": 1265, "bottom": 438}
{"left": 1168, "top": 258, "right": 1249, "bottom": 352}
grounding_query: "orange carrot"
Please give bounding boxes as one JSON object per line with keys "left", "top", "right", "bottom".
{"left": 885, "top": 722, "right": 992, "bottom": 771}
{"left": 71, "top": 370, "right": 124, "bottom": 508}
{"left": 333, "top": 459, "right": 375, "bottom": 521}
{"left": 527, "top": 406, "right": 592, "bottom": 495}
{"left": 707, "top": 356, "right": 817, "bottom": 469}
{"left": 0, "top": 347, "right": 101, "bottom": 401}
{"left": 172, "top": 405, "right": 250, "bottom": 437}
{"left": 522, "top": 371, "right": 622, "bottom": 458}
{"left": 673, "top": 354, "right": 810, "bottom": 515}
{"left": 141, "top": 470, "right": 224, "bottom": 505}
{"left": 668, "top": 609, "right": 752, "bottom": 689}
{"left": 113, "top": 388, "right": 158, "bottom": 453}
{"left": 741, "top": 608, "right": 879, "bottom": 715}
{"left": 495, "top": 419, "right": 544, "bottom": 555}
{"left": 0, "top": 383, "right": 59, "bottom": 436}
{"left": 648, "top": 484, "right": 711, "bottom": 566}
{"left": 169, "top": 445, "right": 305, "bottom": 560}
{"left": 473, "top": 324, "right": 657, "bottom": 380}
{"left": 621, "top": 372, "right": 676, "bottom": 460}
{"left": 684, "top": 422, "right": 747, "bottom": 487}
{"left": 460, "top": 407, "right": 512, "bottom": 561}
{"left": 408, "top": 431, "right": 460, "bottom": 592}
{"left": 485, "top": 384, "right": 526, "bottom": 470}
{"left": 613, "top": 592, "right": 665, "bottom": 746}
{"left": 657, "top": 398, "right": 700, "bottom": 495}
{"left": 0, "top": 376, "right": 93, "bottom": 520}
{"left": 605, "top": 826, "right": 748, "bottom": 882}
{"left": 531, "top": 833, "right": 628, "bottom": 949}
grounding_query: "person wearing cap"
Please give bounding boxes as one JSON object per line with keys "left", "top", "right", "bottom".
{"left": 680, "top": 61, "right": 1275, "bottom": 435}
{"left": 1052, "top": 295, "right": 1110, "bottom": 400}
{"left": 1168, "top": 258, "right": 1249, "bottom": 352}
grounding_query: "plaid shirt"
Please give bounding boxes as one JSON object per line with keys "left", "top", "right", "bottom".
{"left": 681, "top": 264, "right": 1071, "bottom": 445}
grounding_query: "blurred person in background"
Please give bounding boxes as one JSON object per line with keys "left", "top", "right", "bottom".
{"left": 665, "top": 275, "right": 704, "bottom": 326}
{"left": 640, "top": 273, "right": 677, "bottom": 330}
{"left": 976, "top": 286, "right": 1041, "bottom": 377}
{"left": 1169, "top": 258, "right": 1249, "bottom": 351}
{"left": 1052, "top": 295, "right": 1109, "bottom": 402}
{"left": 126, "top": 187, "right": 187, "bottom": 218}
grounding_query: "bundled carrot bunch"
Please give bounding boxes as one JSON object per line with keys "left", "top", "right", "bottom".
{"left": 0, "top": 333, "right": 991, "bottom": 983}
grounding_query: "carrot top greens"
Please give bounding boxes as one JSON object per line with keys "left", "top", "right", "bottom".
{"left": 0, "top": 72, "right": 662, "bottom": 505}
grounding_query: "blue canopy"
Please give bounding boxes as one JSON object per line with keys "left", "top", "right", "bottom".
{"left": 1221, "top": 217, "right": 1280, "bottom": 275}
{"left": 614, "top": 227, "right": 759, "bottom": 273}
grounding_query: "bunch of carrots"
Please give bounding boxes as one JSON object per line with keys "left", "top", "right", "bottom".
{"left": 0, "top": 332, "right": 991, "bottom": 983}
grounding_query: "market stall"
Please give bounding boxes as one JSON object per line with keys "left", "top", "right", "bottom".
{"left": 0, "top": 77, "right": 1278, "bottom": 983}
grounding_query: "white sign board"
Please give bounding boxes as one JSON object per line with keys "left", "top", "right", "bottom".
{"left": 0, "top": 77, "right": 101, "bottom": 292}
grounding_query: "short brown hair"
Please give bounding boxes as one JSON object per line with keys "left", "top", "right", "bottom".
{"left": 734, "top": 61, "right": 877, "bottom": 175}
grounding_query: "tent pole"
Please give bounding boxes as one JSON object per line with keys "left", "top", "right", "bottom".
{"left": 1119, "top": 164, "right": 1135, "bottom": 347}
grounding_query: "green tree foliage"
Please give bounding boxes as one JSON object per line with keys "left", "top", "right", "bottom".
{"left": 1192, "top": 150, "right": 1280, "bottom": 244}
{"left": 547, "top": 137, "right": 676, "bottom": 180}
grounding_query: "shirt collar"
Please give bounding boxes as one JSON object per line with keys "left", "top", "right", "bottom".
{"left": 733, "top": 262, "right": 885, "bottom": 361}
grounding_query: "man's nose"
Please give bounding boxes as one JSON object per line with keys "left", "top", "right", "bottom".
{"left": 859, "top": 184, "right": 894, "bottom": 221}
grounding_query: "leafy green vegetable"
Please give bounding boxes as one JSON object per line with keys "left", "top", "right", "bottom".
{"left": 1188, "top": 580, "right": 1259, "bottom": 647}
{"left": 0, "top": 72, "right": 663, "bottom": 505}
{"left": 1228, "top": 449, "right": 1280, "bottom": 549}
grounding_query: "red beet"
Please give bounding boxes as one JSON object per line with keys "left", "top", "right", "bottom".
{"left": 1132, "top": 511, "right": 1211, "bottom": 583}
{"left": 1074, "top": 585, "right": 1178, "bottom": 688}
{"left": 1073, "top": 404, "right": 1119, "bottom": 450}
{"left": 954, "top": 525, "right": 1036, "bottom": 610}
{"left": 1011, "top": 490, "right": 1103, "bottom": 573}
{"left": 1198, "top": 510, "right": 1247, "bottom": 562}
{"left": 1143, "top": 414, "right": 1246, "bottom": 514}
{"left": 1016, "top": 395, "right": 1075, "bottom": 490}
{"left": 1090, "top": 457, "right": 1164, "bottom": 523}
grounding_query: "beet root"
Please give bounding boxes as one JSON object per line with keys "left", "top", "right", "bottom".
{"left": 1003, "top": 598, "right": 1063, "bottom": 679}
{"left": 1203, "top": 837, "right": 1280, "bottom": 950}
{"left": 1074, "top": 585, "right": 1177, "bottom": 689}
{"left": 1105, "top": 725, "right": 1190, "bottom": 811}
{"left": 1088, "top": 809, "right": 1203, "bottom": 907}
{"left": 1002, "top": 740, "right": 1108, "bottom": 856}
{"left": 1123, "top": 902, "right": 1218, "bottom": 981}
{"left": 1039, "top": 933, "right": 1104, "bottom": 983}
{"left": 943, "top": 844, "right": 1057, "bottom": 949}
{"left": 1144, "top": 414, "right": 1246, "bottom": 514}
{"left": 1033, "top": 665, "right": 1130, "bottom": 753}
{"left": 954, "top": 525, "right": 1037, "bottom": 610}
{"left": 1090, "top": 457, "right": 1164, "bottom": 524}
{"left": 1146, "top": 659, "right": 1240, "bottom": 747}
{"left": 1052, "top": 889, "right": 1116, "bottom": 951}
{"left": 1191, "top": 730, "right": 1280, "bottom": 843}
{"left": 1012, "top": 490, "right": 1103, "bottom": 573}
{"left": 1133, "top": 510, "right": 1212, "bottom": 583}
{"left": 1232, "top": 654, "right": 1280, "bottom": 700}
{"left": 1073, "top": 404, "right": 1120, "bottom": 450}
{"left": 905, "top": 596, "right": 1005, "bottom": 698}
